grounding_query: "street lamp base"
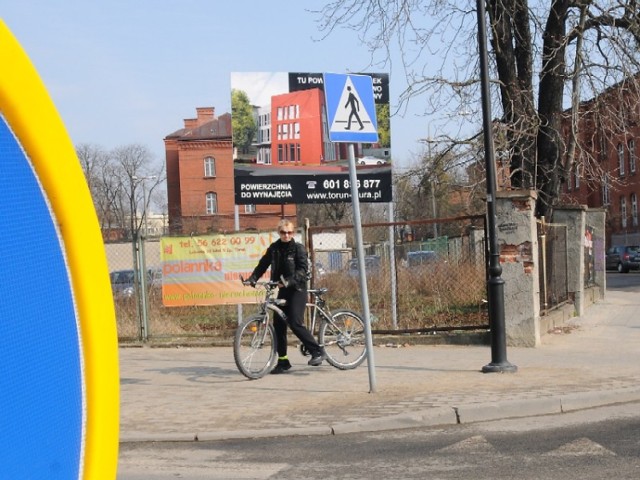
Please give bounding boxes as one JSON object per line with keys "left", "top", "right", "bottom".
{"left": 482, "top": 362, "right": 518, "bottom": 373}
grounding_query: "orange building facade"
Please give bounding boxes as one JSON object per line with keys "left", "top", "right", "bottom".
{"left": 164, "top": 107, "right": 296, "bottom": 234}
{"left": 269, "top": 88, "right": 335, "bottom": 167}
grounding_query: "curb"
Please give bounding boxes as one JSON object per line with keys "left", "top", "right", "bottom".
{"left": 119, "top": 387, "right": 640, "bottom": 444}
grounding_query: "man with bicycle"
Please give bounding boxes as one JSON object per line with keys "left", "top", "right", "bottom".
{"left": 247, "top": 219, "right": 325, "bottom": 374}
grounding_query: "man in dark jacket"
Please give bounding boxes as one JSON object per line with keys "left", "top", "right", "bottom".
{"left": 248, "top": 220, "right": 325, "bottom": 374}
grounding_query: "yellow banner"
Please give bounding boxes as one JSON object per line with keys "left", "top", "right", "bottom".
{"left": 160, "top": 232, "right": 276, "bottom": 306}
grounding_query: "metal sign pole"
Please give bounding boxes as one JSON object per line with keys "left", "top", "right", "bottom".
{"left": 347, "top": 143, "right": 377, "bottom": 393}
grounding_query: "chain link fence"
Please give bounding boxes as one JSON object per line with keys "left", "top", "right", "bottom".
{"left": 106, "top": 215, "right": 489, "bottom": 342}
{"left": 105, "top": 238, "right": 241, "bottom": 342}
{"left": 308, "top": 215, "right": 489, "bottom": 333}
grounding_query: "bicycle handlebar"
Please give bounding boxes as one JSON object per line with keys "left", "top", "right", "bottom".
{"left": 240, "top": 275, "right": 280, "bottom": 289}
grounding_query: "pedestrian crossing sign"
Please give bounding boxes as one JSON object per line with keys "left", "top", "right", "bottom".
{"left": 324, "top": 73, "right": 379, "bottom": 143}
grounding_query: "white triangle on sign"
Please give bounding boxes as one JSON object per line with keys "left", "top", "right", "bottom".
{"left": 329, "top": 76, "right": 377, "bottom": 134}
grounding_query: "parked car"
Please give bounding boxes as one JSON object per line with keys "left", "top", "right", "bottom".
{"left": 347, "top": 255, "right": 381, "bottom": 276}
{"left": 313, "top": 261, "right": 327, "bottom": 277}
{"left": 110, "top": 268, "right": 162, "bottom": 299}
{"left": 356, "top": 156, "right": 387, "bottom": 166}
{"left": 406, "top": 250, "right": 437, "bottom": 267}
{"left": 110, "top": 269, "right": 136, "bottom": 298}
{"left": 605, "top": 245, "right": 640, "bottom": 273}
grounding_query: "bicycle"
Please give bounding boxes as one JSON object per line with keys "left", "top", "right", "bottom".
{"left": 233, "top": 278, "right": 367, "bottom": 379}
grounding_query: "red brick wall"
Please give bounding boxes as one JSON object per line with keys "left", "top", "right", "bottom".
{"left": 165, "top": 108, "right": 297, "bottom": 234}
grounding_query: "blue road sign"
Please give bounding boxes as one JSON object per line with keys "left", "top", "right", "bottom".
{"left": 324, "top": 73, "right": 379, "bottom": 143}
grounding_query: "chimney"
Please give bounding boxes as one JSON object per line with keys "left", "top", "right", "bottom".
{"left": 183, "top": 107, "right": 215, "bottom": 130}
{"left": 196, "top": 107, "right": 215, "bottom": 125}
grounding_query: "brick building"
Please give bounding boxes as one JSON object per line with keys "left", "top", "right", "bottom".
{"left": 559, "top": 77, "right": 640, "bottom": 244}
{"left": 164, "top": 107, "right": 296, "bottom": 234}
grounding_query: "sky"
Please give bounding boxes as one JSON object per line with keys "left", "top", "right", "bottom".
{"left": 3, "top": 1, "right": 450, "bottom": 173}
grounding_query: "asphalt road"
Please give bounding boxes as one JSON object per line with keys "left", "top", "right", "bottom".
{"left": 118, "top": 402, "right": 640, "bottom": 479}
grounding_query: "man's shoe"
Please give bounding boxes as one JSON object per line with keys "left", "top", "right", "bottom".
{"left": 271, "top": 360, "right": 292, "bottom": 374}
{"left": 308, "top": 352, "right": 325, "bottom": 366}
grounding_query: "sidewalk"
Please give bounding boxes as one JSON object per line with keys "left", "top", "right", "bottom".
{"left": 119, "top": 288, "right": 640, "bottom": 442}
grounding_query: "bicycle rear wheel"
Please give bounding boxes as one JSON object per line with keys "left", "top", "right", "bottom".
{"left": 233, "top": 314, "right": 277, "bottom": 379}
{"left": 319, "top": 309, "right": 367, "bottom": 370}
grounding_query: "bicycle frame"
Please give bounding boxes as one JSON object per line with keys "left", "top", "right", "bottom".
{"left": 305, "top": 289, "right": 332, "bottom": 336}
{"left": 235, "top": 278, "right": 366, "bottom": 378}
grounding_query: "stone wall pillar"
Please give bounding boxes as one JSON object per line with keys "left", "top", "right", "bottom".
{"left": 495, "top": 190, "right": 540, "bottom": 347}
{"left": 586, "top": 209, "right": 607, "bottom": 300}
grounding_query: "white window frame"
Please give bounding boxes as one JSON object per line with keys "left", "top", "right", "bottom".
{"left": 244, "top": 204, "right": 256, "bottom": 214}
{"left": 205, "top": 192, "right": 217, "bottom": 215}
{"left": 618, "top": 143, "right": 625, "bottom": 177}
{"left": 621, "top": 196, "right": 628, "bottom": 228}
{"left": 204, "top": 156, "right": 216, "bottom": 177}
{"left": 629, "top": 139, "right": 636, "bottom": 174}
{"left": 632, "top": 193, "right": 638, "bottom": 227}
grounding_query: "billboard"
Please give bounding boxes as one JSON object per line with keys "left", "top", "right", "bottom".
{"left": 231, "top": 72, "right": 392, "bottom": 204}
{"left": 160, "top": 231, "right": 280, "bottom": 306}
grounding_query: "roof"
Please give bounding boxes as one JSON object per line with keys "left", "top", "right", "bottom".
{"left": 165, "top": 112, "right": 232, "bottom": 141}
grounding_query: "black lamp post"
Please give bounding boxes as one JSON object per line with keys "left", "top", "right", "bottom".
{"left": 476, "top": 0, "right": 517, "bottom": 373}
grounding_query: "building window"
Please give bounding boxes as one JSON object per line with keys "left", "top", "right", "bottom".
{"left": 621, "top": 196, "right": 628, "bottom": 228}
{"left": 632, "top": 193, "right": 638, "bottom": 227}
{"left": 629, "top": 140, "right": 636, "bottom": 174}
{"left": 244, "top": 204, "right": 256, "bottom": 214}
{"left": 205, "top": 192, "right": 217, "bottom": 215}
{"left": 278, "top": 144, "right": 284, "bottom": 163}
{"left": 294, "top": 122, "right": 300, "bottom": 139}
{"left": 618, "top": 143, "right": 625, "bottom": 177}
{"left": 602, "top": 175, "right": 610, "bottom": 205}
{"left": 289, "top": 143, "right": 296, "bottom": 163}
{"left": 574, "top": 163, "right": 581, "bottom": 189}
{"left": 204, "top": 156, "right": 216, "bottom": 177}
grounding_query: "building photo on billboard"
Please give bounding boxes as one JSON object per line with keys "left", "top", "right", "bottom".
{"left": 231, "top": 71, "right": 392, "bottom": 205}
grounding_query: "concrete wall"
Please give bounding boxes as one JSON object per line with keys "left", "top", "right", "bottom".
{"left": 494, "top": 193, "right": 606, "bottom": 347}
{"left": 495, "top": 190, "right": 541, "bottom": 347}
{"left": 553, "top": 205, "right": 587, "bottom": 316}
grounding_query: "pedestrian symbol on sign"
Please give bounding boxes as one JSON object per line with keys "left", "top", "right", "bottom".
{"left": 344, "top": 86, "right": 364, "bottom": 131}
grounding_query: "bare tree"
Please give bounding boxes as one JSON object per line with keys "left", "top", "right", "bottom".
{"left": 298, "top": 203, "right": 352, "bottom": 226}
{"left": 79, "top": 143, "right": 165, "bottom": 240}
{"left": 77, "top": 143, "right": 112, "bottom": 230}
{"left": 111, "top": 144, "right": 165, "bottom": 239}
{"left": 314, "top": 0, "right": 640, "bottom": 217}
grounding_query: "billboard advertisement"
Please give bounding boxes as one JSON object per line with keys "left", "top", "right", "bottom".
{"left": 231, "top": 72, "right": 392, "bottom": 205}
{"left": 160, "top": 232, "right": 280, "bottom": 306}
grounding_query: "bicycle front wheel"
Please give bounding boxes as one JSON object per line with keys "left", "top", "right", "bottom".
{"left": 319, "top": 310, "right": 367, "bottom": 370}
{"left": 233, "top": 314, "right": 277, "bottom": 379}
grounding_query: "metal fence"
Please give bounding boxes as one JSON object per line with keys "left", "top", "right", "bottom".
{"left": 105, "top": 215, "right": 489, "bottom": 341}
{"left": 537, "top": 219, "right": 569, "bottom": 313}
{"left": 308, "top": 215, "right": 489, "bottom": 333}
{"left": 106, "top": 212, "right": 602, "bottom": 342}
